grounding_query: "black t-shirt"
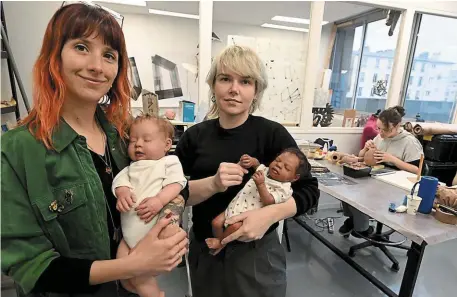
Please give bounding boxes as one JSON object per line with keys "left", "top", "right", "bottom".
{"left": 175, "top": 115, "right": 319, "bottom": 242}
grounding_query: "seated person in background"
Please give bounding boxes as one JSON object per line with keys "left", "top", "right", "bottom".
{"left": 113, "top": 115, "right": 187, "bottom": 297}
{"left": 340, "top": 106, "right": 423, "bottom": 238}
{"left": 206, "top": 148, "right": 308, "bottom": 255}
{"left": 360, "top": 109, "right": 380, "bottom": 150}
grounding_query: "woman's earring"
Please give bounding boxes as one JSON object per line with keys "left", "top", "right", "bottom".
{"left": 211, "top": 95, "right": 216, "bottom": 102}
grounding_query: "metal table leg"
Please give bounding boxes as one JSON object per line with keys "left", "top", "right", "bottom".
{"left": 398, "top": 241, "right": 427, "bottom": 297}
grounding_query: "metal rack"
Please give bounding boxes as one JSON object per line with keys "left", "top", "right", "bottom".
{"left": 1, "top": 1, "right": 30, "bottom": 122}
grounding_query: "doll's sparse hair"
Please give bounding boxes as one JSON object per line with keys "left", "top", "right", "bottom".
{"left": 130, "top": 113, "right": 175, "bottom": 140}
{"left": 279, "top": 147, "right": 309, "bottom": 177}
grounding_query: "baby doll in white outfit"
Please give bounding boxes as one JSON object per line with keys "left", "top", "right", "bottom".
{"left": 112, "top": 115, "right": 187, "bottom": 297}
{"left": 206, "top": 147, "right": 308, "bottom": 255}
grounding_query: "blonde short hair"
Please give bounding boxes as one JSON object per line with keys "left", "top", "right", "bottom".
{"left": 206, "top": 45, "right": 268, "bottom": 119}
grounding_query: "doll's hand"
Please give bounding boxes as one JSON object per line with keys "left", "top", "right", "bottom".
{"left": 239, "top": 154, "right": 259, "bottom": 169}
{"left": 116, "top": 186, "right": 136, "bottom": 212}
{"left": 252, "top": 171, "right": 265, "bottom": 186}
{"left": 136, "top": 197, "right": 163, "bottom": 223}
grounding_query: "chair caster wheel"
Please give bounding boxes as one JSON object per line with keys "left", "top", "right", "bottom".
{"left": 348, "top": 250, "right": 355, "bottom": 257}
{"left": 391, "top": 263, "right": 400, "bottom": 272}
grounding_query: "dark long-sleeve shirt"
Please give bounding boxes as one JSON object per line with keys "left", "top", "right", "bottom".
{"left": 175, "top": 115, "right": 320, "bottom": 242}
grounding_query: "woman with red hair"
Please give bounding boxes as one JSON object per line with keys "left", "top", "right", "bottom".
{"left": 1, "top": 3, "right": 188, "bottom": 296}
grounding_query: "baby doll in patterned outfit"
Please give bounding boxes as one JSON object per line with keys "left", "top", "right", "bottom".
{"left": 206, "top": 147, "right": 308, "bottom": 255}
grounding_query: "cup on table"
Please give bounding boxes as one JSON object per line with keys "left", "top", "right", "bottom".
{"left": 406, "top": 195, "right": 422, "bottom": 215}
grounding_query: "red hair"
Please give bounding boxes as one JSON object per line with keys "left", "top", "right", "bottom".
{"left": 21, "top": 3, "right": 132, "bottom": 149}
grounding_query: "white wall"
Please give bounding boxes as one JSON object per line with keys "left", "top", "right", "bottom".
{"left": 212, "top": 21, "right": 333, "bottom": 89}
{"left": 122, "top": 14, "right": 332, "bottom": 109}
{"left": 2, "top": 1, "right": 61, "bottom": 118}
{"left": 122, "top": 13, "right": 200, "bottom": 109}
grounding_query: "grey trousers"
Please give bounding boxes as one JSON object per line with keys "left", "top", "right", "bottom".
{"left": 342, "top": 202, "right": 370, "bottom": 232}
{"left": 188, "top": 229, "right": 287, "bottom": 297}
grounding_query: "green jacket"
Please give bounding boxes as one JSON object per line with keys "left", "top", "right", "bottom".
{"left": 1, "top": 107, "right": 130, "bottom": 295}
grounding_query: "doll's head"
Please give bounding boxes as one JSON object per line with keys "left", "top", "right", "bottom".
{"left": 364, "top": 148, "right": 378, "bottom": 166}
{"left": 269, "top": 148, "right": 309, "bottom": 183}
{"left": 128, "top": 114, "right": 174, "bottom": 161}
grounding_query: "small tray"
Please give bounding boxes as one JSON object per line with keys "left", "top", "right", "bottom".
{"left": 343, "top": 163, "right": 372, "bottom": 178}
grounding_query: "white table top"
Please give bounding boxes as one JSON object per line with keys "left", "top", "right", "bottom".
{"left": 316, "top": 161, "right": 457, "bottom": 246}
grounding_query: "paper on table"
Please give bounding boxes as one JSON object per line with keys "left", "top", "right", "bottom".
{"left": 372, "top": 170, "right": 418, "bottom": 192}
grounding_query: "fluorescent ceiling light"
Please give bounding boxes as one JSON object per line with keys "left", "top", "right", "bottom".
{"left": 94, "top": 0, "right": 147, "bottom": 6}
{"left": 261, "top": 23, "right": 309, "bottom": 32}
{"left": 148, "top": 9, "right": 199, "bottom": 19}
{"left": 272, "top": 15, "right": 329, "bottom": 25}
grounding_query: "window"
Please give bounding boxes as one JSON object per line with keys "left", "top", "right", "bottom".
{"left": 403, "top": 14, "right": 457, "bottom": 123}
{"left": 406, "top": 92, "right": 410, "bottom": 99}
{"left": 329, "top": 9, "right": 401, "bottom": 117}
{"left": 373, "top": 73, "right": 378, "bottom": 82}
{"left": 358, "top": 87, "right": 363, "bottom": 96}
{"left": 412, "top": 62, "right": 416, "bottom": 70}
{"left": 409, "top": 76, "right": 414, "bottom": 85}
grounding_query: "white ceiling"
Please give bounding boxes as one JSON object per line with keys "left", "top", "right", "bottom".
{"left": 94, "top": 1, "right": 375, "bottom": 26}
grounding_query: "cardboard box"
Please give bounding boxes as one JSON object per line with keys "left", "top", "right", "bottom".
{"left": 141, "top": 89, "right": 159, "bottom": 116}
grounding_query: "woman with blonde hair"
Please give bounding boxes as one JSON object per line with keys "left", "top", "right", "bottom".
{"left": 175, "top": 45, "right": 319, "bottom": 297}
{"left": 1, "top": 3, "right": 188, "bottom": 296}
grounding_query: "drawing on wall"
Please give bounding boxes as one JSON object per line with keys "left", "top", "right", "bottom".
{"left": 228, "top": 35, "right": 305, "bottom": 124}
{"left": 151, "top": 55, "right": 183, "bottom": 99}
{"left": 129, "top": 57, "right": 142, "bottom": 101}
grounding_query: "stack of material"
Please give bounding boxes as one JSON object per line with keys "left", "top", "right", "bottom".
{"left": 404, "top": 122, "right": 457, "bottom": 136}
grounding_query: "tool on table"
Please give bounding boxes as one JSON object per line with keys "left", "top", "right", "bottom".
{"left": 407, "top": 153, "right": 424, "bottom": 183}
{"left": 434, "top": 203, "right": 457, "bottom": 217}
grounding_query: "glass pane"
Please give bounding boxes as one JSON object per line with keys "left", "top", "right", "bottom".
{"left": 403, "top": 14, "right": 457, "bottom": 123}
{"left": 354, "top": 19, "right": 399, "bottom": 113}
{"left": 329, "top": 25, "right": 363, "bottom": 111}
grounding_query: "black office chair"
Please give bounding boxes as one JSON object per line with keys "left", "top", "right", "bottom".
{"left": 346, "top": 222, "right": 410, "bottom": 271}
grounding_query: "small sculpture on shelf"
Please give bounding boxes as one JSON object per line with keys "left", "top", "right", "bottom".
{"left": 312, "top": 103, "right": 334, "bottom": 127}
